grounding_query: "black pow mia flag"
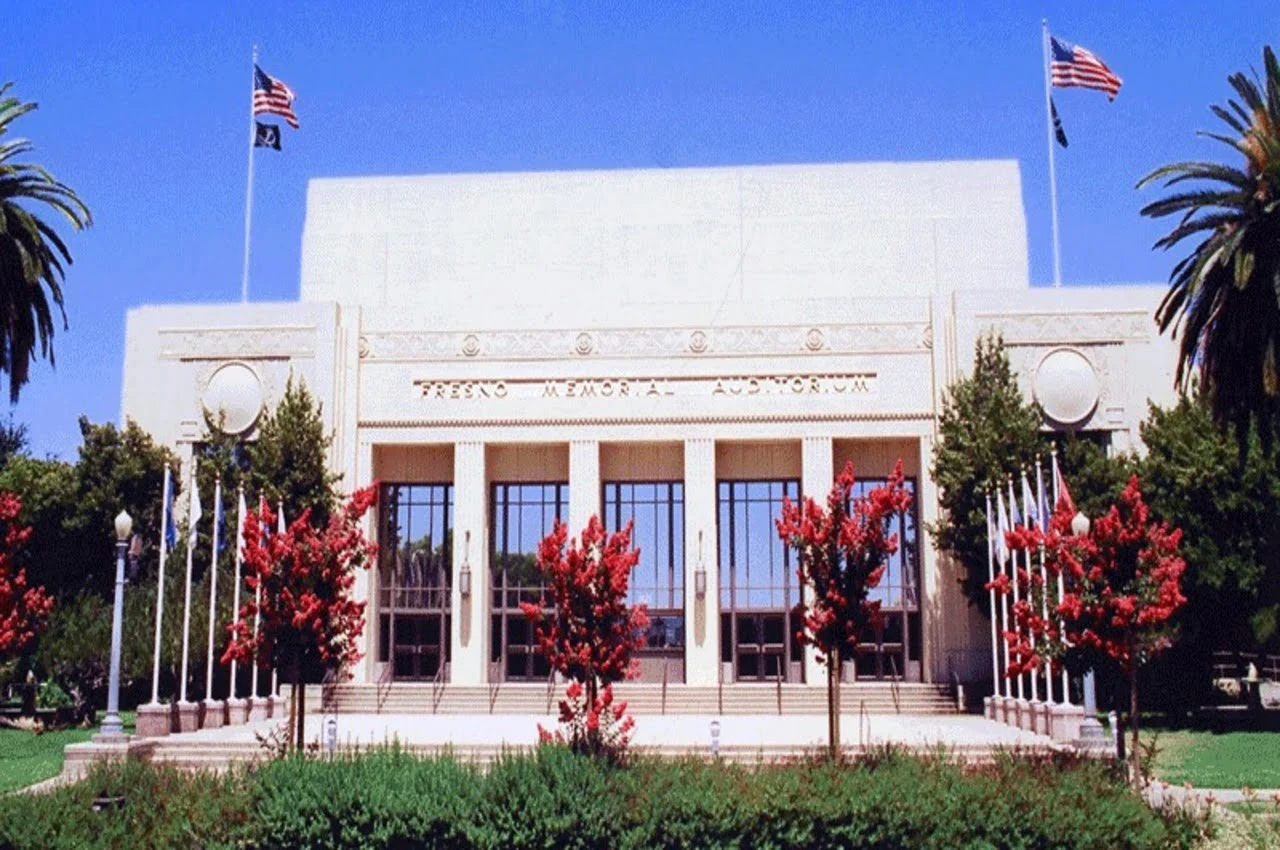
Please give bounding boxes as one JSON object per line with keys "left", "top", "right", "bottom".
{"left": 254, "top": 121, "right": 282, "bottom": 150}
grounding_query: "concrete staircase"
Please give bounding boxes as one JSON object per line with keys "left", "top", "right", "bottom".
{"left": 308, "top": 682, "right": 960, "bottom": 716}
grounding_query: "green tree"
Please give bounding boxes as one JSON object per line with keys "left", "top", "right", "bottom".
{"left": 1138, "top": 46, "right": 1280, "bottom": 442}
{"left": 246, "top": 377, "right": 340, "bottom": 528}
{"left": 0, "top": 417, "right": 28, "bottom": 470}
{"left": 1138, "top": 393, "right": 1280, "bottom": 651}
{"left": 0, "top": 83, "right": 92, "bottom": 402}
{"left": 1054, "top": 433, "right": 1133, "bottom": 522}
{"left": 0, "top": 455, "right": 78, "bottom": 599}
{"left": 930, "top": 334, "right": 1046, "bottom": 606}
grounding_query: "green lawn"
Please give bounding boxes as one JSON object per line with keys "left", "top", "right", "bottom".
{"left": 1145, "top": 728, "right": 1280, "bottom": 789}
{"left": 0, "top": 711, "right": 136, "bottom": 794}
{"left": 0, "top": 727, "right": 92, "bottom": 794}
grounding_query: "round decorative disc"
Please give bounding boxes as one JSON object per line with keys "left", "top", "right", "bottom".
{"left": 1033, "top": 348, "right": 1099, "bottom": 426}
{"left": 201, "top": 362, "right": 264, "bottom": 434}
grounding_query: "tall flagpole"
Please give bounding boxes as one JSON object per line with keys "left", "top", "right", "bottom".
{"left": 230, "top": 487, "right": 244, "bottom": 699}
{"left": 985, "top": 493, "right": 1001, "bottom": 699}
{"left": 1041, "top": 19, "right": 1063, "bottom": 287}
{"left": 179, "top": 459, "right": 199, "bottom": 705}
{"left": 204, "top": 476, "right": 223, "bottom": 703}
{"left": 1052, "top": 448, "right": 1071, "bottom": 704}
{"left": 149, "top": 464, "right": 172, "bottom": 704}
{"left": 240, "top": 45, "right": 257, "bottom": 305}
{"left": 1021, "top": 472, "right": 1039, "bottom": 705}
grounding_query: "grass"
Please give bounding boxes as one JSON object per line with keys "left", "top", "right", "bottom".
{"left": 1145, "top": 727, "right": 1280, "bottom": 789}
{"left": 0, "top": 711, "right": 136, "bottom": 795}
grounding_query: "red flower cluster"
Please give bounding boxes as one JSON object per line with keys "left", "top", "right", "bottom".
{"left": 523, "top": 516, "right": 647, "bottom": 761}
{"left": 775, "top": 460, "right": 912, "bottom": 663}
{"left": 0, "top": 493, "right": 51, "bottom": 659}
{"left": 221, "top": 486, "right": 378, "bottom": 679}
{"left": 995, "top": 475, "right": 1186, "bottom": 675}
{"left": 536, "top": 680, "right": 635, "bottom": 762}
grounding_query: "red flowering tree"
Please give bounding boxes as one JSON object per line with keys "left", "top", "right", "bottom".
{"left": 0, "top": 493, "right": 51, "bottom": 661}
{"left": 776, "top": 460, "right": 912, "bottom": 758}
{"left": 522, "top": 515, "right": 648, "bottom": 761}
{"left": 1002, "top": 475, "right": 1186, "bottom": 780}
{"left": 222, "top": 486, "right": 378, "bottom": 751}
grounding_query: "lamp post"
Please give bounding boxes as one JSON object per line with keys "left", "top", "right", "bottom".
{"left": 99, "top": 510, "right": 133, "bottom": 740}
{"left": 1070, "top": 510, "right": 1108, "bottom": 751}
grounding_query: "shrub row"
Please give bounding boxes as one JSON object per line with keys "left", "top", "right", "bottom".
{"left": 0, "top": 747, "right": 1204, "bottom": 850}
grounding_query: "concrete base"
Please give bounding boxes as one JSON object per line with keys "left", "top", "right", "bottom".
{"left": 175, "top": 700, "right": 200, "bottom": 733}
{"left": 1074, "top": 715, "right": 1113, "bottom": 757}
{"left": 226, "top": 698, "right": 250, "bottom": 725}
{"left": 1017, "top": 700, "right": 1034, "bottom": 731}
{"left": 201, "top": 699, "right": 226, "bottom": 729}
{"left": 1027, "top": 700, "right": 1048, "bottom": 735}
{"left": 134, "top": 702, "right": 171, "bottom": 738}
{"left": 983, "top": 695, "right": 996, "bottom": 720}
{"left": 1049, "top": 703, "right": 1085, "bottom": 744}
{"left": 269, "top": 694, "right": 288, "bottom": 719}
{"left": 248, "top": 696, "right": 270, "bottom": 722}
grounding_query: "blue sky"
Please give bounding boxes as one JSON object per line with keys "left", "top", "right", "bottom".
{"left": 6, "top": 1, "right": 1278, "bottom": 457}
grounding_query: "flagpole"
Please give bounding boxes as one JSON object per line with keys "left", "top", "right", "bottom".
{"left": 1007, "top": 478, "right": 1025, "bottom": 701}
{"left": 985, "top": 493, "right": 1002, "bottom": 700}
{"left": 149, "top": 464, "right": 172, "bottom": 705}
{"left": 1051, "top": 448, "right": 1071, "bottom": 704}
{"left": 205, "top": 476, "right": 223, "bottom": 704}
{"left": 230, "top": 487, "right": 244, "bottom": 699}
{"left": 1041, "top": 19, "right": 1063, "bottom": 287}
{"left": 997, "top": 491, "right": 1013, "bottom": 700}
{"left": 179, "top": 459, "right": 198, "bottom": 705}
{"left": 1021, "top": 473, "right": 1039, "bottom": 705}
{"left": 240, "top": 45, "right": 258, "bottom": 304}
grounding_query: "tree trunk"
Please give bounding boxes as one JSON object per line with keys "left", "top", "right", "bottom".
{"left": 828, "top": 648, "right": 841, "bottom": 760}
{"left": 291, "top": 660, "right": 305, "bottom": 753}
{"left": 1129, "top": 664, "right": 1140, "bottom": 787}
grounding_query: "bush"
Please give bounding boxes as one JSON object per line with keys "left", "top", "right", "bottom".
{"left": 0, "top": 749, "right": 1205, "bottom": 850}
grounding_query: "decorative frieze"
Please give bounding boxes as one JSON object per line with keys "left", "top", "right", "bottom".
{"left": 983, "top": 311, "right": 1151, "bottom": 346}
{"left": 158, "top": 326, "right": 317, "bottom": 360}
{"left": 360, "top": 321, "right": 930, "bottom": 363}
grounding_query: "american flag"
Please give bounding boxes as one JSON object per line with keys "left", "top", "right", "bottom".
{"left": 1050, "top": 36, "right": 1122, "bottom": 100}
{"left": 253, "top": 64, "right": 299, "bottom": 129}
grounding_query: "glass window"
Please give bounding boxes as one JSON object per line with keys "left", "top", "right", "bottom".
{"left": 490, "top": 483, "right": 568, "bottom": 602}
{"left": 849, "top": 478, "right": 919, "bottom": 610}
{"left": 379, "top": 484, "right": 453, "bottom": 609}
{"left": 718, "top": 480, "right": 800, "bottom": 610}
{"left": 604, "top": 481, "right": 685, "bottom": 649}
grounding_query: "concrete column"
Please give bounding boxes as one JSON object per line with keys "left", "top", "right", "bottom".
{"left": 917, "top": 434, "right": 940, "bottom": 684}
{"left": 451, "top": 441, "right": 488, "bottom": 685}
{"left": 683, "top": 438, "right": 719, "bottom": 686}
{"left": 568, "top": 440, "right": 601, "bottom": 535}
{"left": 800, "top": 436, "right": 833, "bottom": 687}
{"left": 354, "top": 439, "right": 375, "bottom": 684}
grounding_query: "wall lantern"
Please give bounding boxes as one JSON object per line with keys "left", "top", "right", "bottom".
{"left": 459, "top": 530, "right": 473, "bottom": 598}
{"left": 694, "top": 530, "right": 707, "bottom": 598}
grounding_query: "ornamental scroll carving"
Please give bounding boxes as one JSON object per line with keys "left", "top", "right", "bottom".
{"left": 361, "top": 321, "right": 930, "bottom": 362}
{"left": 984, "top": 311, "right": 1151, "bottom": 345}
{"left": 158, "top": 326, "right": 317, "bottom": 360}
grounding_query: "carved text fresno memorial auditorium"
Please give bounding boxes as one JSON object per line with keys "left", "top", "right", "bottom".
{"left": 120, "top": 161, "right": 1175, "bottom": 691}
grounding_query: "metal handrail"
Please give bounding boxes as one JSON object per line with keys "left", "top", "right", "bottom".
{"left": 661, "top": 659, "right": 668, "bottom": 716}
{"left": 888, "top": 655, "right": 901, "bottom": 714}
{"left": 430, "top": 660, "right": 446, "bottom": 714}
{"left": 775, "top": 664, "right": 783, "bottom": 715}
{"left": 376, "top": 660, "right": 393, "bottom": 713}
{"left": 545, "top": 667, "right": 557, "bottom": 715}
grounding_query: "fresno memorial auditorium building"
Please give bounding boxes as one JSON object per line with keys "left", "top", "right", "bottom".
{"left": 119, "top": 160, "right": 1176, "bottom": 699}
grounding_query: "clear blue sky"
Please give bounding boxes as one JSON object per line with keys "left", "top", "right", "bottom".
{"left": 7, "top": 1, "right": 1278, "bottom": 458}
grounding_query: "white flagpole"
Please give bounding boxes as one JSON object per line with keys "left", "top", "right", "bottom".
{"left": 204, "top": 476, "right": 223, "bottom": 702}
{"left": 240, "top": 45, "right": 258, "bottom": 303}
{"left": 272, "top": 501, "right": 284, "bottom": 698}
{"left": 985, "top": 492, "right": 1002, "bottom": 699}
{"left": 1007, "top": 478, "right": 1024, "bottom": 701}
{"left": 1035, "top": 458, "right": 1054, "bottom": 703}
{"left": 1021, "top": 473, "right": 1039, "bottom": 705}
{"left": 230, "top": 486, "right": 245, "bottom": 698}
{"left": 252, "top": 495, "right": 264, "bottom": 702}
{"left": 997, "top": 490, "right": 1012, "bottom": 700}
{"left": 179, "top": 459, "right": 199, "bottom": 705}
{"left": 1041, "top": 18, "right": 1063, "bottom": 287}
{"left": 149, "top": 464, "right": 172, "bottom": 704}
{"left": 1051, "top": 448, "right": 1071, "bottom": 704}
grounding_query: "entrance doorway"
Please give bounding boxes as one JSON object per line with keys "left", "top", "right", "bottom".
{"left": 378, "top": 483, "right": 452, "bottom": 681}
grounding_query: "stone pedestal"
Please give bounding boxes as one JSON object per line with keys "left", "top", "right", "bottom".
{"left": 134, "top": 702, "right": 171, "bottom": 738}
{"left": 1074, "top": 711, "right": 1112, "bottom": 756}
{"left": 174, "top": 700, "right": 200, "bottom": 733}
{"left": 201, "top": 699, "right": 226, "bottom": 729}
{"left": 248, "top": 696, "right": 270, "bottom": 722}
{"left": 1027, "top": 700, "right": 1047, "bottom": 735}
{"left": 226, "top": 698, "right": 250, "bottom": 725}
{"left": 1049, "top": 703, "right": 1085, "bottom": 744}
{"left": 983, "top": 695, "right": 996, "bottom": 720}
{"left": 269, "top": 693, "right": 288, "bottom": 719}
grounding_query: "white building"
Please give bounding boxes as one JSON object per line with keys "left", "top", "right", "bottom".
{"left": 120, "top": 160, "right": 1176, "bottom": 691}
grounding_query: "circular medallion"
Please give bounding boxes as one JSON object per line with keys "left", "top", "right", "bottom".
{"left": 461, "top": 334, "right": 481, "bottom": 357}
{"left": 1034, "top": 348, "right": 1099, "bottom": 426}
{"left": 201, "top": 362, "right": 264, "bottom": 435}
{"left": 688, "top": 330, "right": 709, "bottom": 354}
{"left": 574, "top": 332, "right": 595, "bottom": 356}
{"left": 805, "top": 328, "right": 825, "bottom": 352}
{"left": 358, "top": 336, "right": 371, "bottom": 359}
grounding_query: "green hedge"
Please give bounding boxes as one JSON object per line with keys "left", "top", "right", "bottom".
{"left": 0, "top": 748, "right": 1204, "bottom": 850}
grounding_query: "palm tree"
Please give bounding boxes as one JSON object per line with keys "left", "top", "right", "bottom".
{"left": 1138, "top": 47, "right": 1280, "bottom": 442}
{"left": 0, "top": 83, "right": 91, "bottom": 402}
